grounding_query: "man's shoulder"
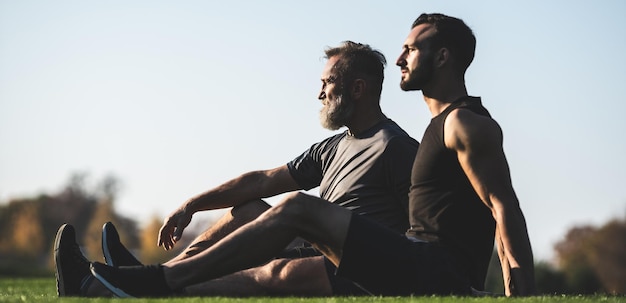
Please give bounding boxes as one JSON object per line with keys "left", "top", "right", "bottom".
{"left": 444, "top": 108, "right": 502, "bottom": 151}
{"left": 368, "top": 123, "right": 419, "bottom": 160}
{"left": 455, "top": 96, "right": 491, "bottom": 118}
{"left": 321, "top": 131, "right": 348, "bottom": 144}
{"left": 377, "top": 120, "right": 419, "bottom": 145}
{"left": 307, "top": 131, "right": 348, "bottom": 152}
{"left": 446, "top": 108, "right": 499, "bottom": 132}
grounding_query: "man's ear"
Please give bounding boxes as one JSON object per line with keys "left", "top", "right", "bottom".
{"left": 350, "top": 79, "right": 366, "bottom": 100}
{"left": 435, "top": 47, "right": 450, "bottom": 68}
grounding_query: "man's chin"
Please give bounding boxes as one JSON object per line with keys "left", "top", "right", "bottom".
{"left": 319, "top": 114, "right": 343, "bottom": 131}
{"left": 400, "top": 82, "right": 420, "bottom": 91}
{"left": 320, "top": 121, "right": 343, "bottom": 131}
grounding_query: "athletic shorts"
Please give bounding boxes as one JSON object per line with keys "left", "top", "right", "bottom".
{"left": 334, "top": 213, "right": 472, "bottom": 296}
{"left": 278, "top": 243, "right": 369, "bottom": 295}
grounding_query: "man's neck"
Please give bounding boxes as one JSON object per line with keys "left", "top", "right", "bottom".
{"left": 421, "top": 79, "right": 468, "bottom": 117}
{"left": 347, "top": 109, "right": 387, "bottom": 136}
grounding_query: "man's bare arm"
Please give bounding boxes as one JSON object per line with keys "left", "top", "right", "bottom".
{"left": 444, "top": 108, "right": 535, "bottom": 296}
{"left": 158, "top": 165, "right": 301, "bottom": 250}
{"left": 495, "top": 227, "right": 513, "bottom": 295}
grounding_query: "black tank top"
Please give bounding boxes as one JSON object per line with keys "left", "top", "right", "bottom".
{"left": 407, "top": 96, "right": 496, "bottom": 290}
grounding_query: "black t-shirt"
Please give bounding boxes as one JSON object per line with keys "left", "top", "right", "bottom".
{"left": 407, "top": 97, "right": 496, "bottom": 290}
{"left": 288, "top": 119, "right": 419, "bottom": 233}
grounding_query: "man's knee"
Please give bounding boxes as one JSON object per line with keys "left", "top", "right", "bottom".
{"left": 274, "top": 192, "right": 348, "bottom": 226}
{"left": 231, "top": 199, "right": 271, "bottom": 221}
{"left": 268, "top": 192, "right": 319, "bottom": 219}
{"left": 254, "top": 257, "right": 331, "bottom": 295}
{"left": 180, "top": 200, "right": 271, "bottom": 259}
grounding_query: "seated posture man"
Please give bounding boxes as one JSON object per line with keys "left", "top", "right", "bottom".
{"left": 54, "top": 41, "right": 419, "bottom": 297}
{"left": 57, "top": 13, "right": 536, "bottom": 297}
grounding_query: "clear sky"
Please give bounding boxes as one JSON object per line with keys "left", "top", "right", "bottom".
{"left": 1, "top": 0, "right": 625, "bottom": 261}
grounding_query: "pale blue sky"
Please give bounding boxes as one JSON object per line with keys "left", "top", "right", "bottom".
{"left": 1, "top": 1, "right": 625, "bottom": 261}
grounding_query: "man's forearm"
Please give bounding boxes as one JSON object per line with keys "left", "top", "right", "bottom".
{"left": 495, "top": 229, "right": 513, "bottom": 296}
{"left": 183, "top": 170, "right": 275, "bottom": 213}
{"left": 497, "top": 207, "right": 536, "bottom": 296}
{"left": 183, "top": 166, "right": 299, "bottom": 214}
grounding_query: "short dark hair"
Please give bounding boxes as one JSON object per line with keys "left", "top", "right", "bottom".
{"left": 412, "top": 13, "right": 476, "bottom": 73}
{"left": 324, "top": 41, "right": 386, "bottom": 96}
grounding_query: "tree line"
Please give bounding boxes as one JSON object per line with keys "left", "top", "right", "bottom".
{"left": 0, "top": 173, "right": 189, "bottom": 276}
{"left": 0, "top": 173, "right": 624, "bottom": 295}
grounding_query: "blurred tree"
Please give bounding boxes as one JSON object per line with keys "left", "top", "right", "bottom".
{"left": 555, "top": 226, "right": 602, "bottom": 294}
{"left": 555, "top": 215, "right": 626, "bottom": 294}
{"left": 0, "top": 200, "right": 27, "bottom": 255}
{"left": 0, "top": 172, "right": 139, "bottom": 276}
{"left": 0, "top": 198, "right": 49, "bottom": 276}
{"left": 583, "top": 219, "right": 626, "bottom": 294}
{"left": 0, "top": 199, "right": 45, "bottom": 258}
{"left": 10, "top": 201, "right": 44, "bottom": 258}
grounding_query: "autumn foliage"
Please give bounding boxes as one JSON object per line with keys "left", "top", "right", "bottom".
{"left": 554, "top": 217, "right": 626, "bottom": 294}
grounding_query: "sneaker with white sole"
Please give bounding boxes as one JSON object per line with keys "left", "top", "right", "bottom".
{"left": 54, "top": 224, "right": 95, "bottom": 297}
{"left": 102, "top": 222, "right": 142, "bottom": 267}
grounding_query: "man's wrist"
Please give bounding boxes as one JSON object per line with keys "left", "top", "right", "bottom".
{"left": 182, "top": 199, "right": 198, "bottom": 215}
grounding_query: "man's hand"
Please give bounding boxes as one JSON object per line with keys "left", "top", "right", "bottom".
{"left": 158, "top": 207, "right": 193, "bottom": 250}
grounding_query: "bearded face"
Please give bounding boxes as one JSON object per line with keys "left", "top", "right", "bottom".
{"left": 319, "top": 91, "right": 354, "bottom": 130}
{"left": 318, "top": 56, "right": 355, "bottom": 130}
{"left": 399, "top": 49, "right": 436, "bottom": 91}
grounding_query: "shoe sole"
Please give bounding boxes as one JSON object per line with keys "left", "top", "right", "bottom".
{"left": 90, "top": 265, "right": 135, "bottom": 298}
{"left": 102, "top": 223, "right": 116, "bottom": 266}
{"left": 54, "top": 224, "right": 69, "bottom": 296}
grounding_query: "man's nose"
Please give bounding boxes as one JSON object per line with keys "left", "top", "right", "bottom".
{"left": 318, "top": 90, "right": 326, "bottom": 100}
{"left": 396, "top": 56, "right": 406, "bottom": 67}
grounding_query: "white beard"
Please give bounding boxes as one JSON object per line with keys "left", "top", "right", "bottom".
{"left": 319, "top": 94, "right": 354, "bottom": 130}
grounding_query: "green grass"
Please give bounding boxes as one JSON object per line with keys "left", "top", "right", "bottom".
{"left": 0, "top": 278, "right": 623, "bottom": 303}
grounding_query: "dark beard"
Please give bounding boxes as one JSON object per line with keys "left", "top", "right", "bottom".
{"left": 319, "top": 94, "right": 354, "bottom": 130}
{"left": 400, "top": 54, "right": 435, "bottom": 91}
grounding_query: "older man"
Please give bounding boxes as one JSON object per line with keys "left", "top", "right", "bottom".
{"left": 54, "top": 41, "right": 419, "bottom": 297}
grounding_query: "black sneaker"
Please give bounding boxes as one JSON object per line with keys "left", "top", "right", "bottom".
{"left": 90, "top": 262, "right": 175, "bottom": 298}
{"left": 54, "top": 224, "right": 95, "bottom": 297}
{"left": 102, "top": 222, "right": 142, "bottom": 266}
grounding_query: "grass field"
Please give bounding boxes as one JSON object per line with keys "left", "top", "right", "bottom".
{"left": 0, "top": 278, "right": 623, "bottom": 303}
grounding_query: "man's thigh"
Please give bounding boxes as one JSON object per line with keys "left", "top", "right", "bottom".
{"left": 278, "top": 245, "right": 369, "bottom": 296}
{"left": 336, "top": 214, "right": 471, "bottom": 296}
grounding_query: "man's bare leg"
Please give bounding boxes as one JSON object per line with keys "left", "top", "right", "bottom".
{"left": 184, "top": 256, "right": 332, "bottom": 296}
{"left": 86, "top": 254, "right": 332, "bottom": 297}
{"left": 165, "top": 199, "right": 270, "bottom": 264}
{"left": 163, "top": 192, "right": 352, "bottom": 290}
